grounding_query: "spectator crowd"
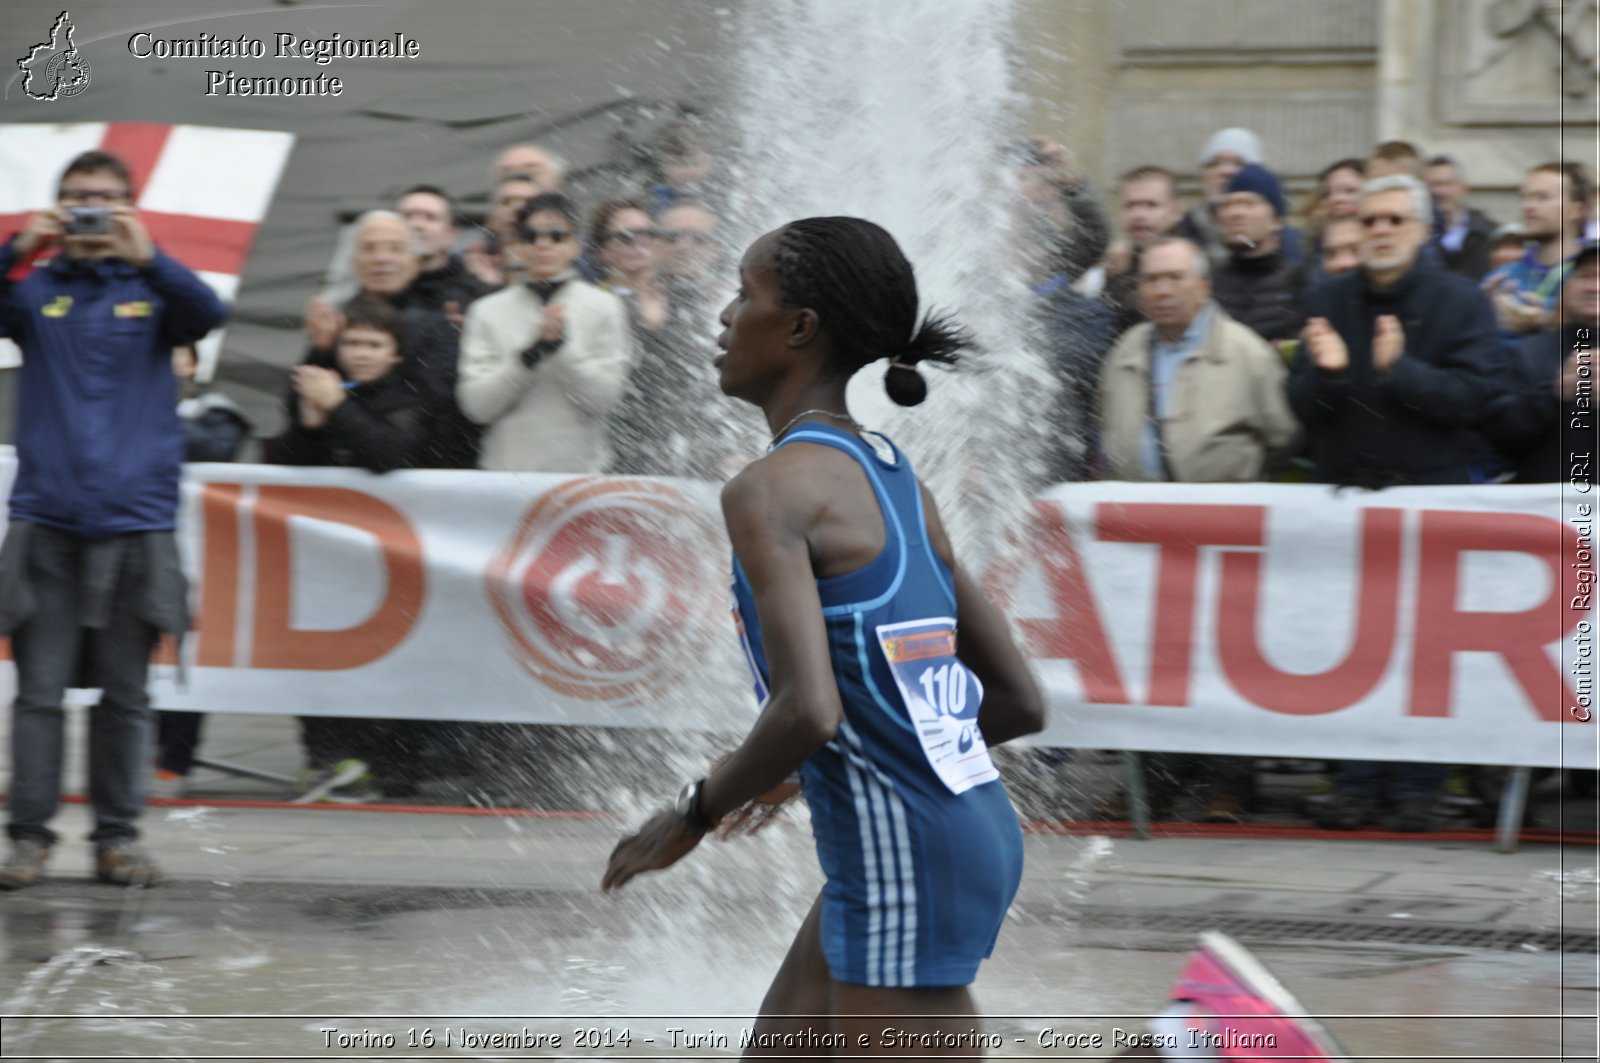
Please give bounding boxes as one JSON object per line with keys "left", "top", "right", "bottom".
{"left": 1, "top": 117, "right": 1595, "bottom": 887}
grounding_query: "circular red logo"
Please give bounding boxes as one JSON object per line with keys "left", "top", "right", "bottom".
{"left": 487, "top": 478, "right": 726, "bottom": 704}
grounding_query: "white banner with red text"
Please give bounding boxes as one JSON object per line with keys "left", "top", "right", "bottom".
{"left": 0, "top": 453, "right": 1594, "bottom": 768}
{"left": 1002, "top": 480, "right": 1596, "bottom": 769}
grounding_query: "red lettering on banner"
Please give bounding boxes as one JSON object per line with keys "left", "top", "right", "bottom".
{"left": 196, "top": 483, "right": 242, "bottom": 667}
{"left": 250, "top": 486, "right": 425, "bottom": 670}
{"left": 1015, "top": 500, "right": 1129, "bottom": 703}
{"left": 1098, "top": 503, "right": 1264, "bottom": 706}
{"left": 1410, "top": 510, "right": 1582, "bottom": 721}
{"left": 1217, "top": 508, "right": 1403, "bottom": 714}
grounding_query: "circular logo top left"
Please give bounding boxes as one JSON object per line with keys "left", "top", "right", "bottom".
{"left": 20, "top": 13, "right": 91, "bottom": 101}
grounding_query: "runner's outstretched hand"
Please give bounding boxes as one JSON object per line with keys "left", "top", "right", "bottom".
{"left": 601, "top": 809, "right": 703, "bottom": 892}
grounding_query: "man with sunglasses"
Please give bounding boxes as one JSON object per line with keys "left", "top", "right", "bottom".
{"left": 1291, "top": 173, "right": 1501, "bottom": 489}
{"left": 454, "top": 193, "right": 633, "bottom": 808}
{"left": 1288, "top": 172, "right": 1502, "bottom": 833}
{"left": 0, "top": 150, "right": 226, "bottom": 888}
{"left": 456, "top": 193, "right": 632, "bottom": 474}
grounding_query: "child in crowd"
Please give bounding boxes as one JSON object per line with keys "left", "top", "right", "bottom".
{"left": 273, "top": 296, "right": 431, "bottom": 472}
{"left": 271, "top": 297, "right": 429, "bottom": 801}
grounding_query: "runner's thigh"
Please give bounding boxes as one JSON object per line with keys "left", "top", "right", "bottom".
{"left": 747, "top": 892, "right": 834, "bottom": 1056}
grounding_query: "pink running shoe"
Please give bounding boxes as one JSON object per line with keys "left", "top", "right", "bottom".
{"left": 1164, "top": 931, "right": 1350, "bottom": 1061}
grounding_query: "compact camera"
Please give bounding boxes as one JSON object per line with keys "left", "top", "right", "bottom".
{"left": 65, "top": 207, "right": 113, "bottom": 236}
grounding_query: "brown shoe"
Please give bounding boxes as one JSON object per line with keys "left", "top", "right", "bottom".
{"left": 95, "top": 842, "right": 164, "bottom": 886}
{"left": 0, "top": 838, "right": 51, "bottom": 889}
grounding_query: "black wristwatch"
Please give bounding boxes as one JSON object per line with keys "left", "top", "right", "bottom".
{"left": 675, "top": 777, "right": 712, "bottom": 835}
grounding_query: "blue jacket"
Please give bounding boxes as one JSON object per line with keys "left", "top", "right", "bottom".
{"left": 0, "top": 239, "right": 227, "bottom": 538}
{"left": 1484, "top": 324, "right": 1596, "bottom": 484}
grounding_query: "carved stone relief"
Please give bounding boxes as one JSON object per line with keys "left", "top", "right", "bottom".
{"left": 1439, "top": 0, "right": 1600, "bottom": 124}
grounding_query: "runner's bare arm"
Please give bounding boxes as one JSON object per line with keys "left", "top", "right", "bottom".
{"left": 919, "top": 482, "right": 1046, "bottom": 745}
{"left": 697, "top": 463, "right": 845, "bottom": 824}
{"left": 602, "top": 461, "right": 846, "bottom": 892}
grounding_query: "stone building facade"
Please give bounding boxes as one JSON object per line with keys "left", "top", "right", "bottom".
{"left": 1022, "top": 0, "right": 1597, "bottom": 224}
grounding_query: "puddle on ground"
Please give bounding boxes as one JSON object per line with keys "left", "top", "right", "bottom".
{"left": 0, "top": 878, "right": 1591, "bottom": 1060}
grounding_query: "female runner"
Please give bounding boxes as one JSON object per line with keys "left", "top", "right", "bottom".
{"left": 603, "top": 216, "right": 1046, "bottom": 1048}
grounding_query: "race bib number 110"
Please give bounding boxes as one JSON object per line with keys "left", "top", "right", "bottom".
{"left": 876, "top": 617, "right": 998, "bottom": 795}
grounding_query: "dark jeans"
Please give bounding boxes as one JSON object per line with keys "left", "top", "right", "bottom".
{"left": 8, "top": 527, "right": 160, "bottom": 848}
{"left": 155, "top": 711, "right": 205, "bottom": 775}
{"left": 297, "top": 716, "right": 418, "bottom": 782}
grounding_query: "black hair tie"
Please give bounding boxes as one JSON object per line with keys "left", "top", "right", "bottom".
{"left": 884, "top": 356, "right": 927, "bottom": 407}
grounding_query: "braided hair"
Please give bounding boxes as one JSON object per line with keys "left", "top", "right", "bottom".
{"left": 770, "top": 217, "right": 971, "bottom": 406}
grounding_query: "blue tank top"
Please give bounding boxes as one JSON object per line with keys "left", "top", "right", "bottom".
{"left": 730, "top": 422, "right": 999, "bottom": 804}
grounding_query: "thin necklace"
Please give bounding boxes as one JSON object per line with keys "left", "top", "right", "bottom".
{"left": 769, "top": 408, "right": 862, "bottom": 447}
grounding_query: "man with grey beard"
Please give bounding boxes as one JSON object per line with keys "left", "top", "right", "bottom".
{"left": 1291, "top": 174, "right": 1501, "bottom": 488}
{"left": 1289, "top": 173, "right": 1502, "bottom": 833}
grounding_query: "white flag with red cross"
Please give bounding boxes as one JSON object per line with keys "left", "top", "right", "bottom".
{"left": 0, "top": 121, "right": 294, "bottom": 378}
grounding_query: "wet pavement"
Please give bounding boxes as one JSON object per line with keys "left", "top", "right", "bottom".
{"left": 1, "top": 799, "right": 1596, "bottom": 1060}
{"left": 1, "top": 710, "right": 1597, "bottom": 1060}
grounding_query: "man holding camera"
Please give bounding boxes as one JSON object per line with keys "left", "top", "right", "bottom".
{"left": 0, "top": 150, "right": 226, "bottom": 888}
